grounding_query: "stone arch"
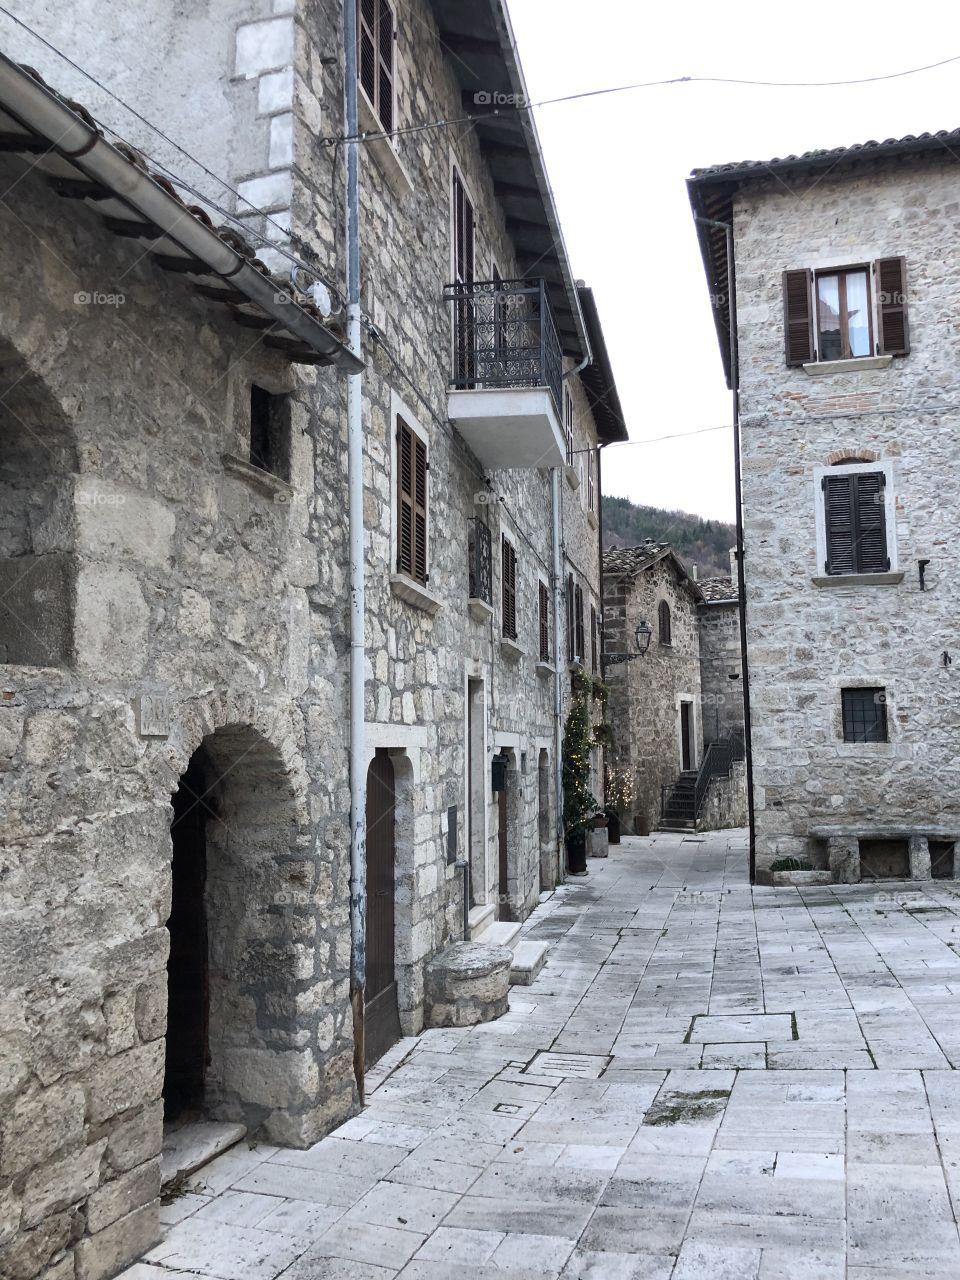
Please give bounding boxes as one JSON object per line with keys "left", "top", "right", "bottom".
{"left": 826, "top": 447, "right": 880, "bottom": 465}
{"left": 164, "top": 710, "right": 326, "bottom": 1146}
{"left": 0, "top": 338, "right": 78, "bottom": 665}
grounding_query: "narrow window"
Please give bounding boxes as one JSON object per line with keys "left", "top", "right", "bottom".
{"left": 822, "top": 470, "right": 889, "bottom": 575}
{"left": 816, "top": 267, "right": 871, "bottom": 360}
{"left": 658, "top": 600, "right": 672, "bottom": 645}
{"left": 566, "top": 572, "right": 575, "bottom": 661}
{"left": 397, "top": 416, "right": 427, "bottom": 583}
{"left": 538, "top": 581, "right": 550, "bottom": 662}
{"left": 249, "top": 384, "right": 290, "bottom": 481}
{"left": 783, "top": 259, "right": 909, "bottom": 366}
{"left": 468, "top": 517, "right": 491, "bottom": 604}
{"left": 501, "top": 536, "right": 517, "bottom": 640}
{"left": 358, "top": 0, "right": 395, "bottom": 133}
{"left": 563, "top": 386, "right": 574, "bottom": 466}
{"left": 587, "top": 449, "right": 595, "bottom": 513}
{"left": 842, "top": 687, "right": 888, "bottom": 743}
{"left": 452, "top": 169, "right": 476, "bottom": 386}
{"left": 574, "top": 584, "right": 585, "bottom": 662}
{"left": 590, "top": 604, "right": 598, "bottom": 672}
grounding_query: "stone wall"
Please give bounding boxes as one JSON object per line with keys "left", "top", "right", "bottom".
{"left": 698, "top": 600, "right": 745, "bottom": 747}
{"left": 604, "top": 557, "right": 702, "bottom": 835}
{"left": 732, "top": 157, "right": 960, "bottom": 869}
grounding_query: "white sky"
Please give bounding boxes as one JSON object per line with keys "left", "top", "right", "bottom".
{"left": 508, "top": 0, "right": 960, "bottom": 521}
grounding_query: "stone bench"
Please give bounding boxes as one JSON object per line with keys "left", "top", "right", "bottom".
{"left": 424, "top": 941, "right": 511, "bottom": 1028}
{"left": 810, "top": 827, "right": 960, "bottom": 884}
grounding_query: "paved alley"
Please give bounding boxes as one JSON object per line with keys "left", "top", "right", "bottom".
{"left": 126, "top": 831, "right": 960, "bottom": 1279}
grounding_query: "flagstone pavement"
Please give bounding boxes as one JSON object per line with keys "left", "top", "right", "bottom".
{"left": 123, "top": 829, "right": 960, "bottom": 1280}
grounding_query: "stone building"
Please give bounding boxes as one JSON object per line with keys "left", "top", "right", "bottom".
{"left": 698, "top": 558, "right": 746, "bottom": 752}
{"left": 0, "top": 2, "right": 626, "bottom": 1275}
{"left": 689, "top": 128, "right": 960, "bottom": 882}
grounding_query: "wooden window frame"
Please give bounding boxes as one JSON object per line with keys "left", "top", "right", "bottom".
{"left": 566, "top": 572, "right": 575, "bottom": 661}
{"left": 784, "top": 259, "right": 909, "bottom": 366}
{"left": 658, "top": 600, "right": 672, "bottom": 646}
{"left": 586, "top": 449, "right": 595, "bottom": 513}
{"left": 814, "top": 264, "right": 874, "bottom": 362}
{"left": 501, "top": 535, "right": 518, "bottom": 640}
{"left": 357, "top": 0, "right": 396, "bottom": 135}
{"left": 574, "top": 584, "right": 585, "bottom": 663}
{"left": 563, "top": 385, "right": 574, "bottom": 467}
{"left": 392, "top": 391, "right": 429, "bottom": 586}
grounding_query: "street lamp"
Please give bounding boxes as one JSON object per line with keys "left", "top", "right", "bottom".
{"left": 603, "top": 620, "right": 652, "bottom": 668}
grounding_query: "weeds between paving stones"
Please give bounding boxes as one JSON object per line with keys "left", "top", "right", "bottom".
{"left": 643, "top": 1089, "right": 731, "bottom": 1126}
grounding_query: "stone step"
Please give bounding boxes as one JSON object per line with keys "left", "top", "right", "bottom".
{"left": 161, "top": 1120, "right": 247, "bottom": 1188}
{"left": 468, "top": 903, "right": 496, "bottom": 941}
{"left": 510, "top": 939, "right": 549, "bottom": 986}
{"left": 482, "top": 920, "right": 522, "bottom": 952}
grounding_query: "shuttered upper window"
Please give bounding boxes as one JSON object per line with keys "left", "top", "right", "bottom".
{"left": 358, "top": 0, "right": 395, "bottom": 134}
{"left": 566, "top": 572, "right": 575, "bottom": 661}
{"left": 502, "top": 536, "right": 518, "bottom": 640}
{"left": 658, "top": 600, "right": 672, "bottom": 645}
{"left": 820, "top": 465, "right": 890, "bottom": 576}
{"left": 397, "top": 416, "right": 427, "bottom": 583}
{"left": 783, "top": 259, "right": 908, "bottom": 366}
{"left": 574, "top": 584, "right": 585, "bottom": 662}
{"left": 538, "top": 581, "right": 550, "bottom": 662}
{"left": 563, "top": 386, "right": 574, "bottom": 466}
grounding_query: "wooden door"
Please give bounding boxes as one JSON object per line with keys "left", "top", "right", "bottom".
{"left": 680, "top": 703, "right": 693, "bottom": 772}
{"left": 365, "top": 752, "right": 401, "bottom": 1066}
{"left": 498, "top": 782, "right": 510, "bottom": 921}
{"left": 165, "top": 752, "right": 211, "bottom": 1119}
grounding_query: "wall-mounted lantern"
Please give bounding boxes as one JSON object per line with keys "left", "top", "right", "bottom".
{"left": 603, "top": 619, "right": 653, "bottom": 668}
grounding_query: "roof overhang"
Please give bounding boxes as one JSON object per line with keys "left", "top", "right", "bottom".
{"left": 578, "top": 285, "right": 627, "bottom": 444}
{"left": 426, "top": 0, "right": 590, "bottom": 362}
{"left": 0, "top": 54, "right": 361, "bottom": 371}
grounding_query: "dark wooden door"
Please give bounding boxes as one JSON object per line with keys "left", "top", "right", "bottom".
{"left": 680, "top": 703, "right": 693, "bottom": 772}
{"left": 165, "top": 751, "right": 211, "bottom": 1120}
{"left": 498, "top": 783, "right": 510, "bottom": 920}
{"left": 365, "top": 752, "right": 401, "bottom": 1067}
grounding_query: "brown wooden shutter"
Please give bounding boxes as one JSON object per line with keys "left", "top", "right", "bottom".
{"left": 853, "top": 472, "right": 889, "bottom": 573}
{"left": 397, "top": 419, "right": 413, "bottom": 576}
{"left": 357, "top": 0, "right": 394, "bottom": 132}
{"left": 783, "top": 269, "right": 815, "bottom": 366}
{"left": 574, "top": 585, "right": 584, "bottom": 661}
{"left": 566, "top": 573, "right": 574, "bottom": 660}
{"left": 413, "top": 434, "right": 427, "bottom": 583}
{"left": 538, "top": 582, "right": 549, "bottom": 662}
{"left": 875, "top": 257, "right": 909, "bottom": 355}
{"left": 502, "top": 537, "right": 517, "bottom": 639}
{"left": 358, "top": 0, "right": 377, "bottom": 108}
{"left": 822, "top": 473, "right": 858, "bottom": 575}
{"left": 377, "top": 0, "right": 394, "bottom": 132}
{"left": 590, "top": 604, "right": 598, "bottom": 672}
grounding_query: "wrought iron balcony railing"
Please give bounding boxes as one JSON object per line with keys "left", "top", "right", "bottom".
{"left": 468, "top": 517, "right": 492, "bottom": 604}
{"left": 444, "top": 277, "right": 563, "bottom": 414}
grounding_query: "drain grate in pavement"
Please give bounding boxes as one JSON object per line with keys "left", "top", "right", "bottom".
{"left": 524, "top": 1051, "right": 611, "bottom": 1079}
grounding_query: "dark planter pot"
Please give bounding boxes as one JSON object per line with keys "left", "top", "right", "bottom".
{"left": 606, "top": 812, "right": 621, "bottom": 844}
{"left": 566, "top": 830, "right": 588, "bottom": 875}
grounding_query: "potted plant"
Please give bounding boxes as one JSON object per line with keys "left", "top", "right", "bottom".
{"left": 562, "top": 686, "right": 598, "bottom": 876}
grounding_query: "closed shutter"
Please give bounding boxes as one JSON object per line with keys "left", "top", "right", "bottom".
{"left": 575, "top": 585, "right": 584, "bottom": 661}
{"left": 590, "top": 605, "right": 598, "bottom": 672}
{"left": 823, "top": 471, "right": 889, "bottom": 575}
{"left": 783, "top": 269, "right": 815, "bottom": 366}
{"left": 502, "top": 537, "right": 517, "bottom": 639}
{"left": 397, "top": 419, "right": 427, "bottom": 582}
{"left": 538, "top": 582, "right": 549, "bottom": 662}
{"left": 358, "top": 0, "right": 394, "bottom": 132}
{"left": 875, "top": 257, "right": 909, "bottom": 355}
{"left": 566, "top": 573, "right": 575, "bottom": 661}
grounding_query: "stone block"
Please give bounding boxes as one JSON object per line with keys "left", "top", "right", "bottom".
{"left": 0, "top": 1209, "right": 73, "bottom": 1280}
{"left": 74, "top": 477, "right": 174, "bottom": 568}
{"left": 74, "top": 565, "right": 149, "bottom": 680}
{"left": 86, "top": 1157, "right": 160, "bottom": 1232}
{"left": 828, "top": 836, "right": 860, "bottom": 884}
{"left": 258, "top": 67, "right": 294, "bottom": 115}
{"left": 0, "top": 553, "right": 74, "bottom": 666}
{"left": 84, "top": 1041, "right": 164, "bottom": 1125}
{"left": 424, "top": 942, "right": 511, "bottom": 1029}
{"left": 510, "top": 940, "right": 549, "bottom": 986}
{"left": 22, "top": 1138, "right": 106, "bottom": 1227}
{"left": 74, "top": 1203, "right": 159, "bottom": 1280}
{"left": 100, "top": 1099, "right": 163, "bottom": 1175}
{"left": 104, "top": 989, "right": 137, "bottom": 1055}
{"left": 1, "top": 1080, "right": 86, "bottom": 1176}
{"left": 909, "top": 834, "right": 932, "bottom": 879}
{"left": 218, "top": 1047, "right": 319, "bottom": 1111}
{"left": 587, "top": 828, "right": 609, "bottom": 858}
{"left": 134, "top": 975, "right": 167, "bottom": 1042}
{"left": 236, "top": 171, "right": 292, "bottom": 213}
{"left": 234, "top": 16, "right": 293, "bottom": 77}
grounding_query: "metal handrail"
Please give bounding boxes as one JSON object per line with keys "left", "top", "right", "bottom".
{"left": 661, "top": 738, "right": 735, "bottom": 825}
{"left": 444, "top": 277, "right": 563, "bottom": 414}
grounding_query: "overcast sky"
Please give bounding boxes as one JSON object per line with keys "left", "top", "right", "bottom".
{"left": 508, "top": 0, "right": 960, "bottom": 522}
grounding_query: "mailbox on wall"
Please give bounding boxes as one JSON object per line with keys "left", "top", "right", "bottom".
{"left": 491, "top": 752, "right": 509, "bottom": 793}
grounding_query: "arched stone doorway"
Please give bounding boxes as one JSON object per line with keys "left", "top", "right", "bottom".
{"left": 365, "top": 750, "right": 401, "bottom": 1065}
{"left": 165, "top": 722, "right": 317, "bottom": 1139}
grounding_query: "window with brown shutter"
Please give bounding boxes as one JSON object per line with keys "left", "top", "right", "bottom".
{"left": 566, "top": 572, "right": 575, "bottom": 661}
{"left": 358, "top": 0, "right": 395, "bottom": 133}
{"left": 563, "top": 386, "right": 574, "bottom": 466}
{"left": 784, "top": 260, "right": 909, "bottom": 366}
{"left": 502, "top": 536, "right": 517, "bottom": 640}
{"left": 822, "top": 469, "right": 889, "bottom": 575}
{"left": 574, "top": 584, "right": 584, "bottom": 662}
{"left": 538, "top": 581, "right": 550, "bottom": 663}
{"left": 590, "top": 604, "right": 598, "bottom": 672}
{"left": 397, "top": 417, "right": 428, "bottom": 584}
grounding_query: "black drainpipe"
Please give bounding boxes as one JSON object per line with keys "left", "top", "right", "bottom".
{"left": 695, "top": 214, "right": 756, "bottom": 883}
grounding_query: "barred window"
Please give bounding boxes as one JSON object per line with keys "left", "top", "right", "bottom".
{"left": 842, "top": 687, "right": 888, "bottom": 743}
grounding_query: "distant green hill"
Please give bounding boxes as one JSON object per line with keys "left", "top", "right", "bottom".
{"left": 602, "top": 495, "right": 735, "bottom": 580}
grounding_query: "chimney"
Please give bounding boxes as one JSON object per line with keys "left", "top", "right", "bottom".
{"left": 691, "top": 564, "right": 698, "bottom": 581}
{"left": 729, "top": 546, "right": 738, "bottom": 580}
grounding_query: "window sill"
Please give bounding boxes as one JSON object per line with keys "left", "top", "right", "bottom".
{"left": 812, "top": 572, "right": 904, "bottom": 588}
{"left": 564, "top": 465, "right": 580, "bottom": 490}
{"left": 587, "top": 509, "right": 599, "bottom": 530}
{"left": 468, "top": 597, "right": 494, "bottom": 623}
{"left": 500, "top": 636, "right": 524, "bottom": 662}
{"left": 391, "top": 573, "right": 441, "bottom": 614}
{"left": 358, "top": 89, "right": 413, "bottom": 201}
{"left": 222, "top": 452, "right": 293, "bottom": 502}
{"left": 535, "top": 660, "right": 555, "bottom": 678}
{"left": 803, "top": 355, "right": 894, "bottom": 377}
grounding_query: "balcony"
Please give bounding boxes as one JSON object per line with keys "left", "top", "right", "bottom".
{"left": 444, "top": 278, "right": 566, "bottom": 469}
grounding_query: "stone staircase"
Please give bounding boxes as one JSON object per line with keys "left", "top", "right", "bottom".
{"left": 660, "top": 769, "right": 699, "bottom": 830}
{"left": 468, "top": 903, "right": 548, "bottom": 985}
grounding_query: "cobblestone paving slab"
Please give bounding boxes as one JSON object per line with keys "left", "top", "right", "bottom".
{"left": 127, "top": 830, "right": 960, "bottom": 1278}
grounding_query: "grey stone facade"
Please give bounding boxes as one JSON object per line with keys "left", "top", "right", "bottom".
{"left": 0, "top": 3, "right": 624, "bottom": 1276}
{"left": 690, "top": 140, "right": 960, "bottom": 876}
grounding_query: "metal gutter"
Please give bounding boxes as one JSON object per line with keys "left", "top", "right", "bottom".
{"left": 0, "top": 53, "right": 361, "bottom": 373}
